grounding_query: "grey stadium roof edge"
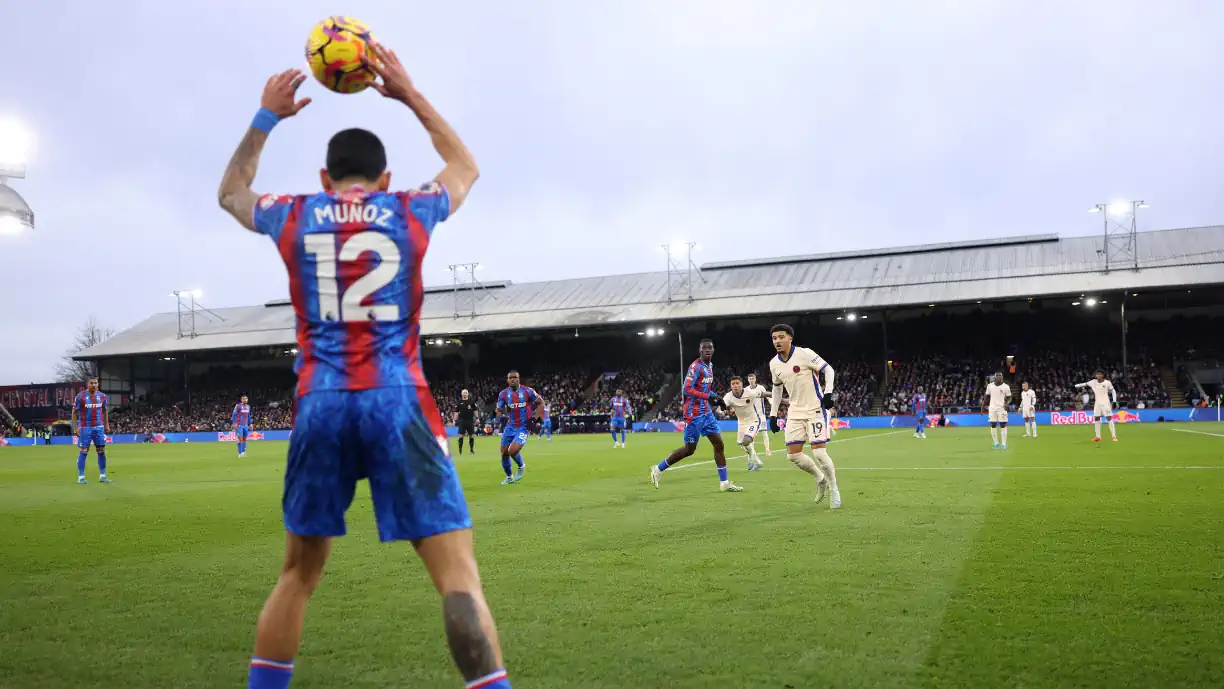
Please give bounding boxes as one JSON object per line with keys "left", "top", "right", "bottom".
{"left": 75, "top": 225, "right": 1224, "bottom": 361}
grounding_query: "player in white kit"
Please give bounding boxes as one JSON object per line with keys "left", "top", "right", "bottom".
{"left": 1020, "top": 382, "right": 1038, "bottom": 438}
{"left": 1075, "top": 370, "right": 1118, "bottom": 442}
{"left": 724, "top": 377, "right": 767, "bottom": 471}
{"left": 744, "top": 373, "right": 773, "bottom": 458}
{"left": 982, "top": 372, "right": 1012, "bottom": 450}
{"left": 767, "top": 324, "right": 840, "bottom": 508}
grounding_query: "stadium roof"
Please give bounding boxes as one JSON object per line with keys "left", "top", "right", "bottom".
{"left": 77, "top": 225, "right": 1224, "bottom": 360}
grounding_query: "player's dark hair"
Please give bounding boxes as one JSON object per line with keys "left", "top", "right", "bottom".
{"left": 87, "top": 377, "right": 98, "bottom": 383}
{"left": 730, "top": 376, "right": 742, "bottom": 384}
{"left": 770, "top": 324, "right": 794, "bottom": 337}
{"left": 326, "top": 128, "right": 387, "bottom": 181}
{"left": 1095, "top": 369, "right": 1105, "bottom": 375}
{"left": 507, "top": 370, "right": 519, "bottom": 376}
{"left": 699, "top": 338, "right": 714, "bottom": 347}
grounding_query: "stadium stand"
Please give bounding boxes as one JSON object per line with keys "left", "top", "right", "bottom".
{"left": 56, "top": 228, "right": 1224, "bottom": 433}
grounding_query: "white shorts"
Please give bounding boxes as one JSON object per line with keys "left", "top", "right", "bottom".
{"left": 1021, "top": 406, "right": 1035, "bottom": 419}
{"left": 988, "top": 409, "right": 1008, "bottom": 424}
{"left": 785, "top": 415, "right": 831, "bottom": 446}
{"left": 737, "top": 420, "right": 760, "bottom": 441}
{"left": 1094, "top": 404, "right": 1113, "bottom": 419}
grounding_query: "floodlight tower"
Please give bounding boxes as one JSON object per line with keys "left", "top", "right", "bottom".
{"left": 448, "top": 262, "right": 486, "bottom": 318}
{"left": 662, "top": 242, "right": 705, "bottom": 303}
{"left": 1090, "top": 201, "right": 1148, "bottom": 272}
{"left": 0, "top": 117, "right": 34, "bottom": 235}
{"left": 170, "top": 289, "right": 224, "bottom": 338}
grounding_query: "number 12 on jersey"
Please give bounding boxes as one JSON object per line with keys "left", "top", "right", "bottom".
{"left": 303, "top": 232, "right": 402, "bottom": 322}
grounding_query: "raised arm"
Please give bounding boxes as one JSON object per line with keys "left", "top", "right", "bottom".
{"left": 368, "top": 43, "right": 479, "bottom": 214}
{"left": 217, "top": 70, "right": 311, "bottom": 231}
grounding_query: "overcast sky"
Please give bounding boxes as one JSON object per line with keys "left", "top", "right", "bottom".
{"left": 2, "top": 0, "right": 1222, "bottom": 385}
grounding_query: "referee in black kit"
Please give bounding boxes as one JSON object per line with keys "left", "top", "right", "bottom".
{"left": 453, "top": 389, "right": 480, "bottom": 455}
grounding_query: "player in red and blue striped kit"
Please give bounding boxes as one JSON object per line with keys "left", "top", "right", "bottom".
{"left": 496, "top": 371, "right": 543, "bottom": 484}
{"left": 649, "top": 339, "right": 742, "bottom": 492}
{"left": 232, "top": 395, "right": 252, "bottom": 457}
{"left": 217, "top": 49, "right": 511, "bottom": 689}
{"left": 912, "top": 388, "right": 928, "bottom": 439}
{"left": 610, "top": 390, "right": 632, "bottom": 448}
{"left": 72, "top": 378, "right": 110, "bottom": 484}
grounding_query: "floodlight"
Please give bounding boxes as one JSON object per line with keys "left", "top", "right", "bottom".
{"left": 1085, "top": 298, "right": 1098, "bottom": 307}
{"left": 0, "top": 182, "right": 33, "bottom": 232}
{"left": 1107, "top": 202, "right": 1130, "bottom": 215}
{"left": 846, "top": 313, "right": 858, "bottom": 322}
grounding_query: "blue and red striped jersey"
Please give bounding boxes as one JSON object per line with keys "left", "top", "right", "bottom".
{"left": 683, "top": 359, "right": 714, "bottom": 421}
{"left": 542, "top": 403, "right": 551, "bottom": 421}
{"left": 610, "top": 396, "right": 632, "bottom": 420}
{"left": 232, "top": 403, "right": 251, "bottom": 427}
{"left": 912, "top": 393, "right": 927, "bottom": 415}
{"left": 252, "top": 182, "right": 450, "bottom": 396}
{"left": 74, "top": 391, "right": 107, "bottom": 427}
{"left": 497, "top": 386, "right": 540, "bottom": 428}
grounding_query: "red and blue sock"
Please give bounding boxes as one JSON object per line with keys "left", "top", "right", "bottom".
{"left": 248, "top": 657, "right": 293, "bottom": 689}
{"left": 97, "top": 451, "right": 107, "bottom": 474}
{"left": 466, "top": 668, "right": 511, "bottom": 688}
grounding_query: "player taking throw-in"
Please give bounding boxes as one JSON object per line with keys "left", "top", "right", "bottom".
{"left": 217, "top": 45, "right": 512, "bottom": 689}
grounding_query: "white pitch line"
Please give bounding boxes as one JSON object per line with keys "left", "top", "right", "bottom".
{"left": 670, "top": 430, "right": 911, "bottom": 470}
{"left": 756, "top": 465, "right": 1224, "bottom": 471}
{"left": 1170, "top": 429, "right": 1224, "bottom": 438}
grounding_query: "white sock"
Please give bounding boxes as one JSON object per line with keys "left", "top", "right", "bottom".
{"left": 1094, "top": 420, "right": 1101, "bottom": 439}
{"left": 746, "top": 443, "right": 758, "bottom": 460}
{"left": 990, "top": 427, "right": 999, "bottom": 445}
{"left": 812, "top": 447, "right": 838, "bottom": 490}
{"left": 788, "top": 452, "right": 827, "bottom": 482}
{"left": 1001, "top": 427, "right": 1008, "bottom": 445}
{"left": 1032, "top": 420, "right": 1038, "bottom": 437}
{"left": 1108, "top": 419, "right": 1117, "bottom": 439}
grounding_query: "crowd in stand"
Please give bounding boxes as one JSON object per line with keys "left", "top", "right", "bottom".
{"left": 16, "top": 308, "right": 1224, "bottom": 435}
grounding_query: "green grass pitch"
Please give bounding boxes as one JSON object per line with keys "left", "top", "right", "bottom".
{"left": 2, "top": 424, "right": 1223, "bottom": 688}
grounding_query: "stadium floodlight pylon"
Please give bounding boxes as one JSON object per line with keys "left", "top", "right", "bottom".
{"left": 1090, "top": 201, "right": 1148, "bottom": 272}
{"left": 663, "top": 242, "right": 705, "bottom": 303}
{"left": 170, "top": 289, "right": 225, "bottom": 339}
{"left": 448, "top": 262, "right": 496, "bottom": 319}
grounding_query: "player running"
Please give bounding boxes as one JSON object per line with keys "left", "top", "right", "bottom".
{"left": 723, "top": 376, "right": 767, "bottom": 471}
{"left": 538, "top": 402, "right": 553, "bottom": 441}
{"left": 650, "top": 339, "right": 742, "bottom": 492}
{"left": 496, "top": 371, "right": 543, "bottom": 484}
{"left": 767, "top": 324, "right": 840, "bottom": 508}
{"left": 453, "top": 389, "right": 479, "bottom": 455}
{"left": 912, "top": 387, "right": 928, "bottom": 439}
{"left": 1020, "top": 382, "right": 1038, "bottom": 438}
{"left": 745, "top": 373, "right": 773, "bottom": 456}
{"left": 72, "top": 378, "right": 110, "bottom": 484}
{"left": 1076, "top": 370, "right": 1118, "bottom": 442}
{"left": 983, "top": 373, "right": 1012, "bottom": 449}
{"left": 232, "top": 395, "right": 253, "bottom": 457}
{"left": 217, "top": 52, "right": 512, "bottom": 689}
{"left": 610, "top": 390, "right": 632, "bottom": 448}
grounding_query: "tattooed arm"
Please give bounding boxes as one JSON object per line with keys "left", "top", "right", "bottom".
{"left": 217, "top": 128, "right": 268, "bottom": 232}
{"left": 217, "top": 69, "right": 312, "bottom": 232}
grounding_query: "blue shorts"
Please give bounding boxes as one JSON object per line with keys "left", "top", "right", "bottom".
{"left": 542, "top": 419, "right": 551, "bottom": 430}
{"left": 285, "top": 387, "right": 472, "bottom": 543}
{"left": 611, "top": 418, "right": 626, "bottom": 431}
{"left": 683, "top": 412, "right": 721, "bottom": 445}
{"left": 236, "top": 425, "right": 249, "bottom": 438}
{"left": 501, "top": 425, "right": 530, "bottom": 447}
{"left": 78, "top": 427, "right": 106, "bottom": 450}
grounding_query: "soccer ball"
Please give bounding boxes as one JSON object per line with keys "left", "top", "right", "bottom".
{"left": 305, "top": 16, "right": 378, "bottom": 94}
